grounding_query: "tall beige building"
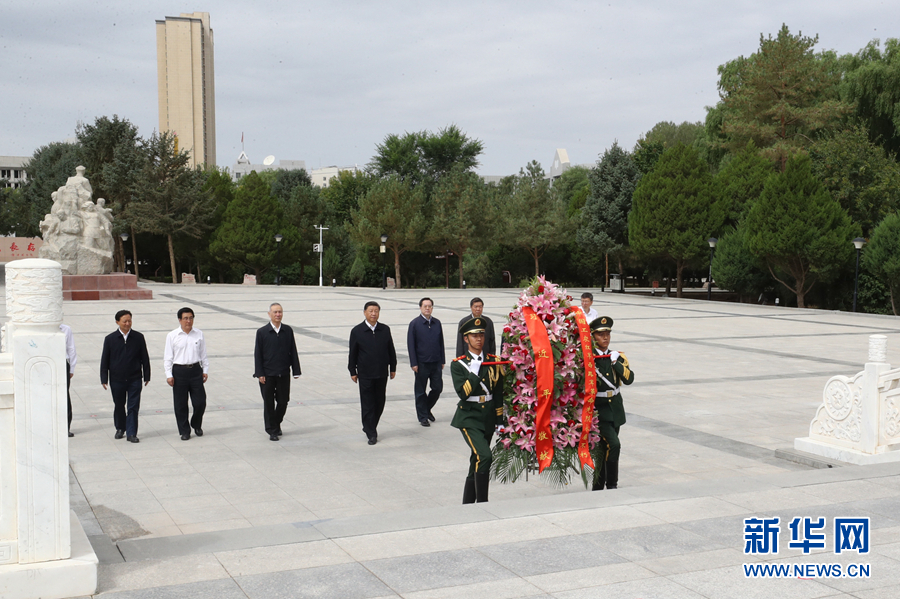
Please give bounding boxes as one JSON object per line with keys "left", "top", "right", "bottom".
{"left": 156, "top": 12, "right": 216, "bottom": 167}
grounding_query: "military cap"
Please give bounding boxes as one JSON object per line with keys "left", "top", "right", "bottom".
{"left": 459, "top": 316, "right": 487, "bottom": 336}
{"left": 590, "top": 316, "right": 614, "bottom": 333}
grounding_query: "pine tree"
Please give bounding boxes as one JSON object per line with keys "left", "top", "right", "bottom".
{"left": 744, "top": 154, "right": 857, "bottom": 308}
{"left": 863, "top": 213, "right": 900, "bottom": 315}
{"left": 577, "top": 142, "right": 641, "bottom": 279}
{"left": 629, "top": 144, "right": 724, "bottom": 297}
{"left": 714, "top": 143, "right": 775, "bottom": 228}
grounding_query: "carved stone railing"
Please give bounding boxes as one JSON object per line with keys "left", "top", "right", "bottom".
{"left": 796, "top": 335, "right": 900, "bottom": 464}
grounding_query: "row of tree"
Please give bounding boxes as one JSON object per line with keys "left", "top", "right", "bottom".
{"left": 1, "top": 26, "right": 898, "bottom": 313}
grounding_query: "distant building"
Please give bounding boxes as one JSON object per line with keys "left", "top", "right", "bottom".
{"left": 549, "top": 149, "right": 571, "bottom": 180}
{"left": 231, "top": 152, "right": 307, "bottom": 182}
{"left": 0, "top": 156, "right": 28, "bottom": 189}
{"left": 308, "top": 165, "right": 361, "bottom": 188}
{"left": 156, "top": 12, "right": 216, "bottom": 168}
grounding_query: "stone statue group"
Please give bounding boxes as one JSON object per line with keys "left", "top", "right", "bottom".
{"left": 39, "top": 166, "right": 115, "bottom": 275}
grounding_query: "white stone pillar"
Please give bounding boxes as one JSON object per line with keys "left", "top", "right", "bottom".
{"left": 861, "top": 335, "right": 889, "bottom": 454}
{"left": 6, "top": 259, "right": 70, "bottom": 563}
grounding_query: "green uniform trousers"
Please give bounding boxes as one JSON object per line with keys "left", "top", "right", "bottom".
{"left": 597, "top": 421, "right": 621, "bottom": 462}
{"left": 460, "top": 427, "right": 493, "bottom": 476}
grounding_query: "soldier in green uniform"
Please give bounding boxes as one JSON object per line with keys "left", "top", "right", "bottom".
{"left": 451, "top": 316, "right": 505, "bottom": 504}
{"left": 589, "top": 316, "right": 634, "bottom": 491}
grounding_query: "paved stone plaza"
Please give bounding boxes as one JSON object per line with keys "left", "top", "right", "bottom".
{"left": 20, "top": 279, "right": 900, "bottom": 598}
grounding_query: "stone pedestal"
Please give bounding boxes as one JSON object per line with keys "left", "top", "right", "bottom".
{"left": 0, "top": 259, "right": 98, "bottom": 598}
{"left": 62, "top": 273, "right": 153, "bottom": 301}
{"left": 795, "top": 335, "right": 900, "bottom": 465}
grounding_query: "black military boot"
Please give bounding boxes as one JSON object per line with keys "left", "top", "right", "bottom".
{"left": 475, "top": 471, "right": 490, "bottom": 503}
{"left": 462, "top": 476, "right": 476, "bottom": 504}
{"left": 591, "top": 460, "right": 606, "bottom": 491}
{"left": 605, "top": 460, "right": 619, "bottom": 489}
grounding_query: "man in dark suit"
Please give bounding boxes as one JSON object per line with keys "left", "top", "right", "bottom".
{"left": 407, "top": 297, "right": 445, "bottom": 427}
{"left": 348, "top": 301, "right": 397, "bottom": 445}
{"left": 100, "top": 310, "right": 151, "bottom": 443}
{"left": 254, "top": 303, "right": 301, "bottom": 441}
{"left": 455, "top": 297, "right": 496, "bottom": 358}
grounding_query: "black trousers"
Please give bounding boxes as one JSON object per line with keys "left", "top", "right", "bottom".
{"left": 413, "top": 361, "right": 443, "bottom": 421}
{"left": 173, "top": 364, "right": 206, "bottom": 435}
{"left": 259, "top": 371, "right": 291, "bottom": 434}
{"left": 359, "top": 377, "right": 387, "bottom": 438}
{"left": 110, "top": 377, "right": 142, "bottom": 437}
{"left": 597, "top": 421, "right": 621, "bottom": 461}
{"left": 66, "top": 361, "right": 72, "bottom": 432}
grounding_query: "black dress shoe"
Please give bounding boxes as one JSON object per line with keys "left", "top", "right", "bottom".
{"left": 428, "top": 413, "right": 436, "bottom": 422}
{"left": 68, "top": 431, "right": 74, "bottom": 438}
{"left": 127, "top": 436, "right": 140, "bottom": 443}
{"left": 194, "top": 428, "right": 203, "bottom": 437}
{"left": 420, "top": 419, "right": 430, "bottom": 427}
{"left": 115, "top": 430, "right": 125, "bottom": 439}
{"left": 368, "top": 437, "right": 377, "bottom": 445}
{"left": 269, "top": 433, "right": 279, "bottom": 441}
{"left": 181, "top": 433, "right": 191, "bottom": 441}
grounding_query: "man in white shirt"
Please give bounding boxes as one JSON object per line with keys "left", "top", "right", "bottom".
{"left": 164, "top": 307, "right": 209, "bottom": 440}
{"left": 60, "top": 323, "right": 77, "bottom": 437}
{"left": 580, "top": 292, "right": 598, "bottom": 322}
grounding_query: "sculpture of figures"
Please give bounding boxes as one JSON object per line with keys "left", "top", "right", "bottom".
{"left": 39, "top": 166, "right": 115, "bottom": 275}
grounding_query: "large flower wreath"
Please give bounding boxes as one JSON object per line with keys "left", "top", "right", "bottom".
{"left": 492, "top": 276, "right": 604, "bottom": 488}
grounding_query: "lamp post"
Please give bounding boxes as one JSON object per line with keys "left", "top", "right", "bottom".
{"left": 314, "top": 225, "right": 329, "bottom": 287}
{"left": 852, "top": 237, "right": 866, "bottom": 312}
{"left": 119, "top": 232, "right": 129, "bottom": 273}
{"left": 380, "top": 234, "right": 388, "bottom": 290}
{"left": 274, "top": 233, "right": 283, "bottom": 286}
{"left": 707, "top": 237, "right": 717, "bottom": 302}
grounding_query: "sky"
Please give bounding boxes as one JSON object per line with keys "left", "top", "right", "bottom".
{"left": 2, "top": 1, "right": 897, "bottom": 176}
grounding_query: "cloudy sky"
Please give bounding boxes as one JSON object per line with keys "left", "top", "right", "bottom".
{"left": 2, "top": 1, "right": 897, "bottom": 176}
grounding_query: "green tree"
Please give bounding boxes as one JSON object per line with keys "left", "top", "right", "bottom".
{"left": 808, "top": 126, "right": 900, "bottom": 235}
{"left": 270, "top": 168, "right": 313, "bottom": 204}
{"left": 578, "top": 143, "right": 641, "bottom": 279}
{"left": 863, "top": 212, "right": 900, "bottom": 315}
{"left": 22, "top": 142, "right": 83, "bottom": 237}
{"left": 716, "top": 24, "right": 852, "bottom": 169}
{"left": 554, "top": 165, "right": 591, "bottom": 216}
{"left": 192, "top": 166, "right": 235, "bottom": 282}
{"left": 321, "top": 169, "right": 374, "bottom": 223}
{"left": 76, "top": 115, "right": 140, "bottom": 201}
{"left": 210, "top": 171, "right": 296, "bottom": 279}
{"left": 503, "top": 161, "right": 572, "bottom": 276}
{"left": 429, "top": 166, "right": 490, "bottom": 287}
{"left": 285, "top": 184, "right": 331, "bottom": 284}
{"left": 629, "top": 144, "right": 724, "bottom": 297}
{"left": 841, "top": 38, "right": 900, "bottom": 158}
{"left": 350, "top": 177, "right": 429, "bottom": 288}
{"left": 714, "top": 143, "right": 775, "bottom": 227}
{"left": 368, "top": 125, "right": 483, "bottom": 188}
{"left": 744, "top": 154, "right": 857, "bottom": 308}
{"left": 711, "top": 227, "right": 773, "bottom": 299}
{"left": 126, "top": 132, "right": 216, "bottom": 283}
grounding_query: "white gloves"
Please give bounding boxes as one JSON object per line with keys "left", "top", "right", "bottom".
{"left": 610, "top": 351, "right": 620, "bottom": 364}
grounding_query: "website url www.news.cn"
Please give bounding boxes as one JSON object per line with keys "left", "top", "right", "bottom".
{"left": 743, "top": 563, "right": 871, "bottom": 579}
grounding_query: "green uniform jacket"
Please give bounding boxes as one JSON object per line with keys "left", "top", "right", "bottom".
{"left": 593, "top": 349, "right": 634, "bottom": 428}
{"left": 450, "top": 353, "right": 505, "bottom": 431}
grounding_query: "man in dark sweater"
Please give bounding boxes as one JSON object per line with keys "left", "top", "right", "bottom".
{"left": 407, "top": 297, "right": 445, "bottom": 427}
{"left": 348, "top": 301, "right": 397, "bottom": 445}
{"left": 100, "top": 310, "right": 151, "bottom": 443}
{"left": 254, "top": 303, "right": 302, "bottom": 441}
{"left": 455, "top": 297, "right": 496, "bottom": 358}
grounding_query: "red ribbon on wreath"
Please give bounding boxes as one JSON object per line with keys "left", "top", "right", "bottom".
{"left": 572, "top": 309, "right": 596, "bottom": 471}
{"left": 522, "top": 306, "right": 554, "bottom": 472}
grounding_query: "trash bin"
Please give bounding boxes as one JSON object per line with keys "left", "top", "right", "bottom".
{"left": 609, "top": 273, "right": 624, "bottom": 293}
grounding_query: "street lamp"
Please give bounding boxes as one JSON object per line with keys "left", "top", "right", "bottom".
{"left": 707, "top": 238, "right": 717, "bottom": 301}
{"left": 380, "top": 234, "right": 388, "bottom": 290}
{"left": 119, "top": 232, "right": 130, "bottom": 274}
{"left": 274, "top": 233, "right": 283, "bottom": 286}
{"left": 852, "top": 237, "right": 866, "bottom": 312}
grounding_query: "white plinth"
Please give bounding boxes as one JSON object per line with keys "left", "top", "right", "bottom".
{"left": 0, "top": 511, "right": 98, "bottom": 599}
{"left": 794, "top": 436, "right": 900, "bottom": 465}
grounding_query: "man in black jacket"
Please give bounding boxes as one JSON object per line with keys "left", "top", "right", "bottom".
{"left": 349, "top": 301, "right": 397, "bottom": 445}
{"left": 100, "top": 310, "right": 151, "bottom": 443}
{"left": 407, "top": 297, "right": 445, "bottom": 427}
{"left": 455, "top": 297, "right": 496, "bottom": 358}
{"left": 254, "top": 303, "right": 302, "bottom": 441}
